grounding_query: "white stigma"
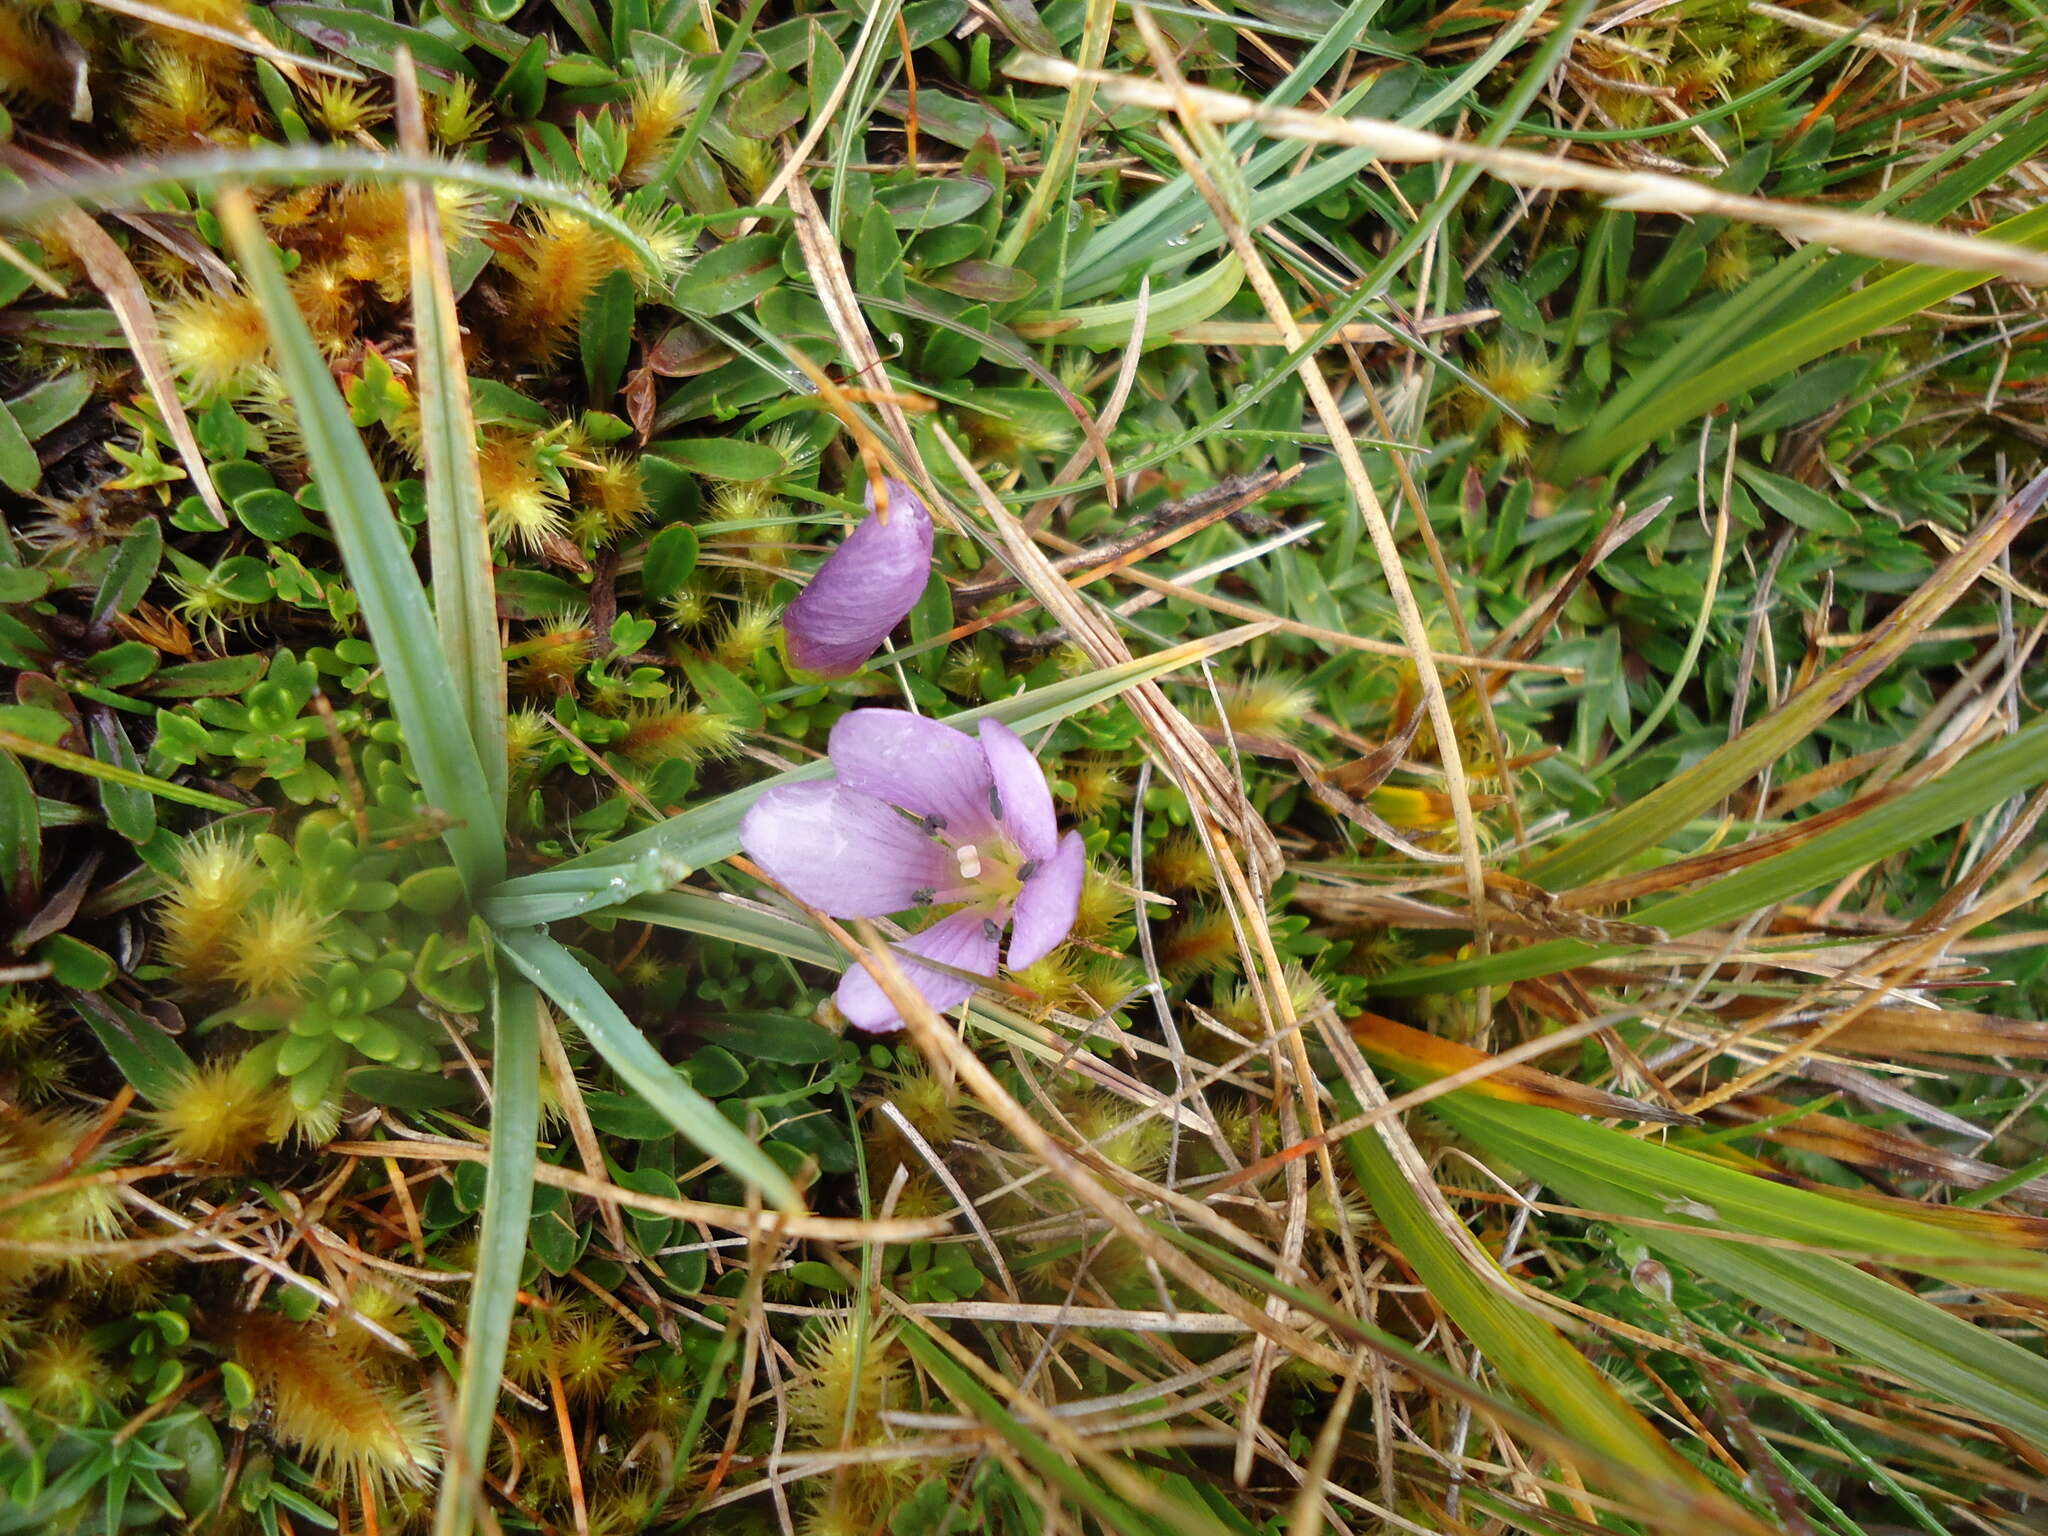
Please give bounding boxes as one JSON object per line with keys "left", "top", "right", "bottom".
{"left": 955, "top": 843, "right": 983, "bottom": 881}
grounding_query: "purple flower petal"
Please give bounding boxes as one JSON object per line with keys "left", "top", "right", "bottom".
{"left": 783, "top": 479, "right": 934, "bottom": 677}
{"left": 835, "top": 908, "right": 1002, "bottom": 1033}
{"left": 979, "top": 719, "right": 1056, "bottom": 861}
{"left": 739, "top": 782, "right": 950, "bottom": 917}
{"left": 829, "top": 708, "right": 997, "bottom": 842}
{"left": 1009, "top": 829, "right": 1084, "bottom": 969}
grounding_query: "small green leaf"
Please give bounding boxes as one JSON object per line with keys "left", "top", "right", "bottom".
{"left": 649, "top": 436, "right": 786, "bottom": 480}
{"left": 91, "top": 714, "right": 157, "bottom": 844}
{"left": 641, "top": 523, "right": 699, "bottom": 598}
{"left": 926, "top": 259, "right": 1036, "bottom": 304}
{"left": 6, "top": 371, "right": 91, "bottom": 441}
{"left": 144, "top": 654, "right": 268, "bottom": 698}
{"left": 670, "top": 233, "right": 785, "bottom": 317}
{"left": 0, "top": 398, "right": 38, "bottom": 493}
{"left": 581, "top": 267, "right": 637, "bottom": 401}
{"left": 1733, "top": 463, "right": 1858, "bottom": 535}
{"left": 0, "top": 747, "right": 39, "bottom": 903}
{"left": 875, "top": 177, "right": 992, "bottom": 232}
{"left": 90, "top": 517, "right": 163, "bottom": 624}
{"left": 42, "top": 933, "right": 116, "bottom": 991}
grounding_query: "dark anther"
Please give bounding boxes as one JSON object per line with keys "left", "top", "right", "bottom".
{"left": 982, "top": 918, "right": 1001, "bottom": 942}
{"left": 988, "top": 785, "right": 1003, "bottom": 819}
{"left": 912, "top": 887, "right": 935, "bottom": 906}
{"left": 1017, "top": 861, "right": 1038, "bottom": 882}
{"left": 922, "top": 813, "right": 947, "bottom": 833}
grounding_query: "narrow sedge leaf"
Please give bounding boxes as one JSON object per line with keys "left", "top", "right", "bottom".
{"left": 1378, "top": 680, "right": 2048, "bottom": 996}
{"left": 398, "top": 52, "right": 507, "bottom": 826}
{"left": 494, "top": 925, "right": 802, "bottom": 1213}
{"left": 1528, "top": 472, "right": 2042, "bottom": 890}
{"left": 0, "top": 729, "right": 239, "bottom": 815}
{"left": 218, "top": 192, "right": 504, "bottom": 890}
{"left": 1339, "top": 1092, "right": 1743, "bottom": 1508}
{"left": 898, "top": 1324, "right": 1215, "bottom": 1536}
{"left": 433, "top": 976, "right": 541, "bottom": 1536}
{"left": 1431, "top": 1092, "right": 2048, "bottom": 1446}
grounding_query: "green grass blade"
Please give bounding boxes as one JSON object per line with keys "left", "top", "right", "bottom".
{"left": 493, "top": 924, "right": 801, "bottom": 1213}
{"left": 1430, "top": 1094, "right": 2048, "bottom": 1447}
{"left": 899, "top": 1324, "right": 1220, "bottom": 1536}
{"left": 1339, "top": 1093, "right": 1743, "bottom": 1504}
{"left": 402, "top": 82, "right": 506, "bottom": 826}
{"left": 1436, "top": 1093, "right": 2048, "bottom": 1293}
{"left": 1148, "top": 1220, "right": 1769, "bottom": 1535}
{"left": 431, "top": 974, "right": 540, "bottom": 1536}
{"left": 1525, "top": 473, "right": 2045, "bottom": 890}
{"left": 1375, "top": 696, "right": 2048, "bottom": 996}
{"left": 0, "top": 730, "right": 240, "bottom": 814}
{"left": 1, "top": 148, "right": 667, "bottom": 279}
{"left": 612, "top": 890, "right": 841, "bottom": 968}
{"left": 481, "top": 625, "right": 1270, "bottom": 925}
{"left": 1552, "top": 82, "right": 2048, "bottom": 483}
{"left": 219, "top": 195, "right": 504, "bottom": 891}
{"left": 1556, "top": 201, "right": 2048, "bottom": 482}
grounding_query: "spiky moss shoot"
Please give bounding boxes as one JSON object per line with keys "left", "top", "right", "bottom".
{"left": 0, "top": 3, "right": 60, "bottom": 103}
{"left": 664, "top": 581, "right": 713, "bottom": 631}
{"left": 0, "top": 988, "right": 51, "bottom": 1053}
{"left": 512, "top": 615, "right": 594, "bottom": 697}
{"left": 967, "top": 406, "right": 1072, "bottom": 464}
{"left": 1158, "top": 906, "right": 1239, "bottom": 981}
{"left": 555, "top": 1308, "right": 633, "bottom": 1404}
{"left": 230, "top": 1312, "right": 438, "bottom": 1491}
{"left": 1198, "top": 674, "right": 1319, "bottom": 744}
{"left": 125, "top": 46, "right": 229, "bottom": 147}
{"left": 937, "top": 647, "right": 987, "bottom": 702}
{"left": 1705, "top": 228, "right": 1763, "bottom": 291}
{"left": 505, "top": 707, "right": 554, "bottom": 780}
{"left": 585, "top": 1473, "right": 665, "bottom": 1536}
{"left": 289, "top": 259, "right": 361, "bottom": 353}
{"left": 709, "top": 477, "right": 780, "bottom": 524}
{"left": 790, "top": 1315, "right": 906, "bottom": 1446}
{"left": 1064, "top": 1090, "right": 1167, "bottom": 1178}
{"left": 616, "top": 695, "right": 743, "bottom": 766}
{"left": 495, "top": 206, "right": 633, "bottom": 360}
{"left": 431, "top": 76, "right": 490, "bottom": 146}
{"left": 160, "top": 287, "right": 271, "bottom": 399}
{"left": 622, "top": 68, "right": 697, "bottom": 184}
{"left": 868, "top": 1066, "right": 967, "bottom": 1177}
{"left": 1211, "top": 963, "right": 1327, "bottom": 1040}
{"left": 711, "top": 603, "right": 779, "bottom": 672}
{"left": 304, "top": 78, "right": 387, "bottom": 138}
{"left": 332, "top": 1281, "right": 414, "bottom": 1357}
{"left": 1059, "top": 757, "right": 1129, "bottom": 818}
{"left": 480, "top": 431, "right": 569, "bottom": 553}
{"left": 8, "top": 1038, "right": 76, "bottom": 1104}
{"left": 1150, "top": 831, "right": 1217, "bottom": 894}
{"left": 146, "top": 1053, "right": 289, "bottom": 1169}
{"left": 1070, "top": 957, "right": 1143, "bottom": 1023}
{"left": 502, "top": 1309, "right": 557, "bottom": 1395}
{"left": 1305, "top": 1180, "right": 1371, "bottom": 1238}
{"left": 575, "top": 453, "right": 649, "bottom": 543}
{"left": 1343, "top": 927, "right": 1412, "bottom": 980}
{"left": 159, "top": 830, "right": 265, "bottom": 989}
{"left": 1006, "top": 949, "right": 1092, "bottom": 1020}
{"left": 0, "top": 1112, "right": 124, "bottom": 1287}
{"left": 16, "top": 1330, "right": 119, "bottom": 1419}
{"left": 334, "top": 182, "right": 484, "bottom": 301}
{"left": 719, "top": 134, "right": 778, "bottom": 201}
{"left": 225, "top": 894, "right": 333, "bottom": 1000}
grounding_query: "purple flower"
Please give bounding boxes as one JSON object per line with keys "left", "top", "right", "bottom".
{"left": 739, "top": 709, "right": 1086, "bottom": 1032}
{"left": 782, "top": 478, "right": 934, "bottom": 678}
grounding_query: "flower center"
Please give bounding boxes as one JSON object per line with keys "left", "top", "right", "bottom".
{"left": 925, "top": 827, "right": 1029, "bottom": 910}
